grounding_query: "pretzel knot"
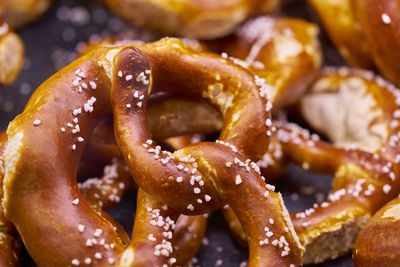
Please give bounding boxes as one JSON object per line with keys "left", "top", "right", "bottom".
{"left": 1, "top": 38, "right": 304, "bottom": 266}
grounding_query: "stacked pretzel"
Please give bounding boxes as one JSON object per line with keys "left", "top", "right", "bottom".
{"left": 3, "top": 1, "right": 400, "bottom": 266}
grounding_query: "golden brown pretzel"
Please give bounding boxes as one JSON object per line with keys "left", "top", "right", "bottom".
{"left": 103, "top": 0, "right": 279, "bottom": 39}
{"left": 75, "top": 17, "right": 321, "bottom": 263}
{"left": 2, "top": 38, "right": 304, "bottom": 266}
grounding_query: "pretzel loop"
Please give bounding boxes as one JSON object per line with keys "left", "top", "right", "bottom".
{"left": 1, "top": 38, "right": 304, "bottom": 266}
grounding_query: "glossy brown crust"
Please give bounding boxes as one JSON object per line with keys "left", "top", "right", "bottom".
{"left": 353, "top": 197, "right": 400, "bottom": 266}
{"left": 308, "top": 0, "right": 374, "bottom": 69}
{"left": 78, "top": 96, "right": 222, "bottom": 177}
{"left": 0, "top": 19, "right": 24, "bottom": 86}
{"left": 205, "top": 16, "right": 322, "bottom": 110}
{"left": 112, "top": 43, "right": 303, "bottom": 265}
{"left": 2, "top": 38, "right": 303, "bottom": 266}
{"left": 353, "top": 0, "right": 400, "bottom": 87}
{"left": 79, "top": 135, "right": 208, "bottom": 266}
{"left": 103, "top": 0, "right": 279, "bottom": 39}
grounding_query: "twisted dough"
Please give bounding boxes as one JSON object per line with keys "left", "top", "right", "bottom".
{"left": 2, "top": 38, "right": 304, "bottom": 266}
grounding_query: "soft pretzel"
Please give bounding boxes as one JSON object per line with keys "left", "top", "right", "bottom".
{"left": 2, "top": 38, "right": 304, "bottom": 266}
{"left": 102, "top": 0, "right": 279, "bottom": 39}
{"left": 75, "top": 16, "right": 321, "bottom": 263}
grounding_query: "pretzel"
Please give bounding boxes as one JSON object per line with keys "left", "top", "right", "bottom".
{"left": 76, "top": 16, "right": 321, "bottom": 262}
{"left": 1, "top": 38, "right": 304, "bottom": 266}
{"left": 353, "top": 196, "right": 400, "bottom": 266}
{"left": 102, "top": 0, "right": 279, "bottom": 39}
{"left": 0, "top": 19, "right": 24, "bottom": 86}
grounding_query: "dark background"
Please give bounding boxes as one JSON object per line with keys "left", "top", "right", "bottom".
{"left": 0, "top": 0, "right": 352, "bottom": 266}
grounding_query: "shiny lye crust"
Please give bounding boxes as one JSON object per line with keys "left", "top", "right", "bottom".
{"left": 1, "top": 38, "right": 305, "bottom": 266}
{"left": 103, "top": 0, "right": 279, "bottom": 39}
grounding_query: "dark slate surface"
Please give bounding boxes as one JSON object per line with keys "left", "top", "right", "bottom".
{"left": 0, "top": 0, "right": 353, "bottom": 266}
